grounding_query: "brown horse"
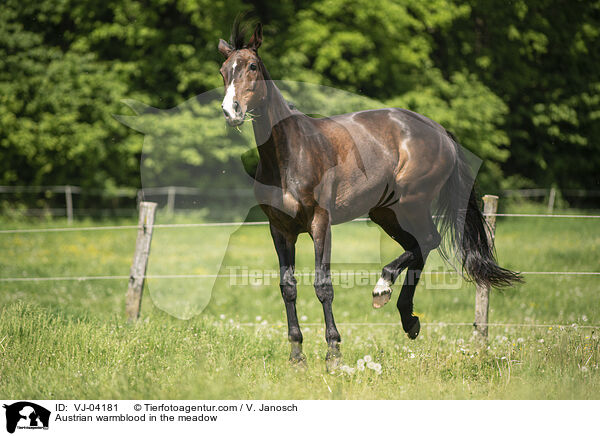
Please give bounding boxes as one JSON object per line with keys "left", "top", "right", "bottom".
{"left": 218, "top": 20, "right": 520, "bottom": 368}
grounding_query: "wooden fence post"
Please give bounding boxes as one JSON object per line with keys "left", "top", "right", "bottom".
{"left": 65, "top": 185, "right": 73, "bottom": 225}
{"left": 126, "top": 201, "right": 157, "bottom": 321}
{"left": 166, "top": 186, "right": 176, "bottom": 214}
{"left": 474, "top": 194, "right": 499, "bottom": 339}
{"left": 547, "top": 187, "right": 556, "bottom": 214}
{"left": 136, "top": 189, "right": 143, "bottom": 209}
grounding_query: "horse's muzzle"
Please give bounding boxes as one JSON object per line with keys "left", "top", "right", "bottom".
{"left": 222, "top": 101, "right": 244, "bottom": 126}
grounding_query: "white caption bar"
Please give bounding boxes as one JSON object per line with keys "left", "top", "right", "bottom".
{"left": 0, "top": 400, "right": 596, "bottom": 435}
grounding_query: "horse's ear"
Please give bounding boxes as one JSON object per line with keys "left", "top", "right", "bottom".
{"left": 218, "top": 39, "right": 233, "bottom": 58}
{"left": 247, "top": 23, "right": 262, "bottom": 51}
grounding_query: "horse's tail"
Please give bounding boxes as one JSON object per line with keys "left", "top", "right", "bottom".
{"left": 435, "top": 131, "right": 522, "bottom": 288}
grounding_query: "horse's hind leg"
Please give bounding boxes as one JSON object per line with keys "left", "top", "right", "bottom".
{"left": 369, "top": 204, "right": 441, "bottom": 339}
{"left": 368, "top": 207, "right": 415, "bottom": 308}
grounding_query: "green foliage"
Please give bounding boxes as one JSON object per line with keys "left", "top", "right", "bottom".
{"left": 436, "top": 0, "right": 600, "bottom": 189}
{"left": 1, "top": 0, "right": 598, "bottom": 194}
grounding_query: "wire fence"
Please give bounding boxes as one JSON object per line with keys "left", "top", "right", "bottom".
{"left": 237, "top": 322, "right": 600, "bottom": 329}
{"left": 1, "top": 271, "right": 599, "bottom": 283}
{"left": 1, "top": 202, "right": 598, "bottom": 331}
{"left": 3, "top": 185, "right": 600, "bottom": 222}
{"left": 1, "top": 212, "right": 600, "bottom": 235}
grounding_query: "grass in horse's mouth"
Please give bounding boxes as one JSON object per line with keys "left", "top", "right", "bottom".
{"left": 234, "top": 112, "right": 259, "bottom": 132}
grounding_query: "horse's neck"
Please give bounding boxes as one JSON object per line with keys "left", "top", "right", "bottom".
{"left": 252, "top": 81, "right": 296, "bottom": 179}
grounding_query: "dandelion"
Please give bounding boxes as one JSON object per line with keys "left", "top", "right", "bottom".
{"left": 367, "top": 362, "right": 382, "bottom": 374}
{"left": 364, "top": 355, "right": 372, "bottom": 363}
{"left": 340, "top": 365, "right": 355, "bottom": 375}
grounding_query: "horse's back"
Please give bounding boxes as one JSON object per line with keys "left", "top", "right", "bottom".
{"left": 323, "top": 107, "right": 457, "bottom": 196}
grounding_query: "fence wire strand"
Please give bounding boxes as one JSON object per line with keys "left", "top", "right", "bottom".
{"left": 1, "top": 213, "right": 599, "bottom": 234}
{"left": 1, "top": 271, "right": 599, "bottom": 283}
{"left": 237, "top": 321, "right": 600, "bottom": 329}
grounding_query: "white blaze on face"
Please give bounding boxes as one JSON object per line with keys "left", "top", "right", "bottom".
{"left": 222, "top": 61, "right": 238, "bottom": 117}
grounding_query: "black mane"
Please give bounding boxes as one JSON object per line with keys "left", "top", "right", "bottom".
{"left": 229, "top": 14, "right": 253, "bottom": 50}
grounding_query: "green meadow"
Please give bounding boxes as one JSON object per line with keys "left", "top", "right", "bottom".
{"left": 0, "top": 206, "right": 598, "bottom": 399}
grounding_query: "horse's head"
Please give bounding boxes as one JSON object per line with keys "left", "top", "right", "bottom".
{"left": 218, "top": 22, "right": 267, "bottom": 126}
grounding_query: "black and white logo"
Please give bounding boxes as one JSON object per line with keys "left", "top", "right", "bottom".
{"left": 3, "top": 402, "right": 50, "bottom": 434}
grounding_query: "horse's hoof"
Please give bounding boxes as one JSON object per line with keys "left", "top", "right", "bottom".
{"left": 406, "top": 317, "right": 420, "bottom": 340}
{"left": 325, "top": 345, "right": 343, "bottom": 373}
{"left": 289, "top": 342, "right": 306, "bottom": 368}
{"left": 289, "top": 353, "right": 307, "bottom": 369}
{"left": 326, "top": 355, "right": 343, "bottom": 373}
{"left": 372, "top": 278, "right": 392, "bottom": 309}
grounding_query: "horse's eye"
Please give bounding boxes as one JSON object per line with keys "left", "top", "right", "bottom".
{"left": 249, "top": 63, "right": 257, "bottom": 71}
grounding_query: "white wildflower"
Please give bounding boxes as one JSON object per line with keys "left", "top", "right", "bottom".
{"left": 219, "top": 314, "right": 226, "bottom": 320}
{"left": 300, "top": 315, "right": 308, "bottom": 322}
{"left": 340, "top": 364, "right": 355, "bottom": 375}
{"left": 364, "top": 355, "right": 372, "bottom": 363}
{"left": 255, "top": 315, "right": 262, "bottom": 322}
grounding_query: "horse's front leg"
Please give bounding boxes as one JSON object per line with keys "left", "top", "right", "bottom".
{"left": 269, "top": 224, "right": 305, "bottom": 364}
{"left": 310, "top": 207, "right": 342, "bottom": 371}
